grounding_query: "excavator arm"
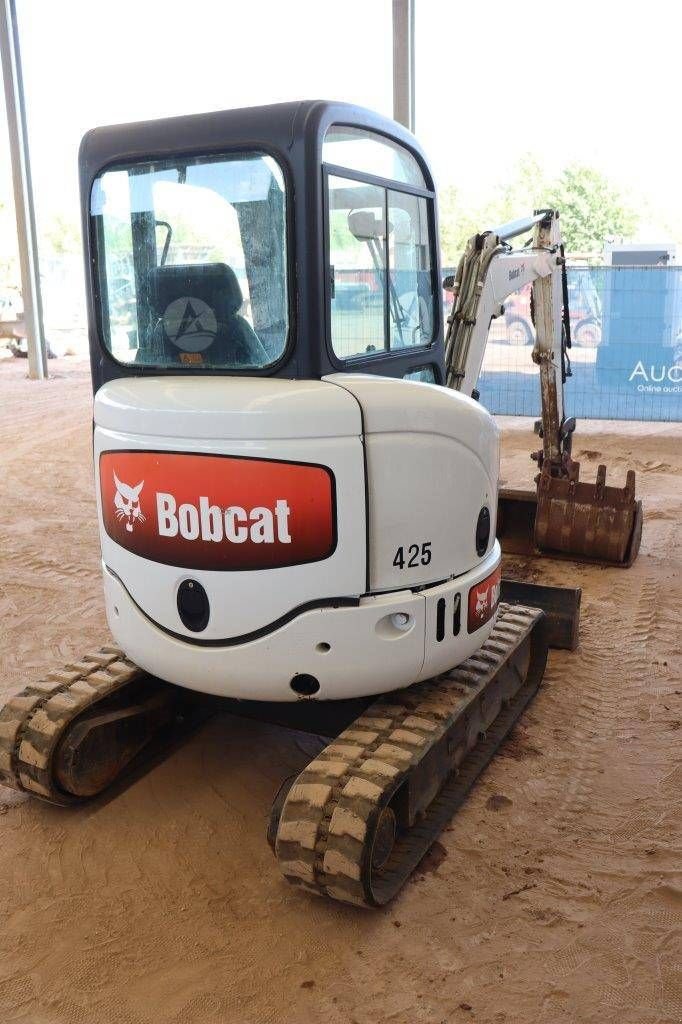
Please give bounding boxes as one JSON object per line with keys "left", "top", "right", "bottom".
{"left": 444, "top": 210, "right": 642, "bottom": 567}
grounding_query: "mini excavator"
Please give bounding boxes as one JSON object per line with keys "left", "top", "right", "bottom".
{"left": 0, "top": 102, "right": 641, "bottom": 907}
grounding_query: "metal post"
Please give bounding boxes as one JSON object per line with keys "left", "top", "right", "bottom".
{"left": 0, "top": 0, "right": 47, "bottom": 379}
{"left": 392, "top": 0, "right": 415, "bottom": 132}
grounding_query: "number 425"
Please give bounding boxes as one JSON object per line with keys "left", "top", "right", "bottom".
{"left": 393, "top": 542, "right": 432, "bottom": 569}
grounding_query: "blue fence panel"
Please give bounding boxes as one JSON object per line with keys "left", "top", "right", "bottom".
{"left": 476, "top": 266, "right": 682, "bottom": 422}
{"left": 322, "top": 264, "right": 681, "bottom": 421}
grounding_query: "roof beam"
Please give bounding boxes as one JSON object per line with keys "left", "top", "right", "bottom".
{"left": 392, "top": 0, "right": 415, "bottom": 133}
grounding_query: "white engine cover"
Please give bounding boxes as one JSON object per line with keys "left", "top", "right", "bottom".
{"left": 93, "top": 373, "right": 501, "bottom": 700}
{"left": 326, "top": 374, "right": 499, "bottom": 591}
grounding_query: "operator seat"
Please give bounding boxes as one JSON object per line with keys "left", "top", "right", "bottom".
{"left": 148, "top": 262, "right": 268, "bottom": 367}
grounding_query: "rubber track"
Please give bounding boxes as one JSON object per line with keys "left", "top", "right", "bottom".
{"left": 275, "top": 603, "right": 547, "bottom": 907}
{"left": 0, "top": 647, "right": 142, "bottom": 805}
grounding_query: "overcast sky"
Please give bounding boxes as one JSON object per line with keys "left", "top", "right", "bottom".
{"left": 2, "top": 0, "right": 681, "bottom": 240}
{"left": 417, "top": 0, "right": 681, "bottom": 203}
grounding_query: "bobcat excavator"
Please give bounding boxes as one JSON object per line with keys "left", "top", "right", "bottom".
{"left": 0, "top": 101, "right": 641, "bottom": 908}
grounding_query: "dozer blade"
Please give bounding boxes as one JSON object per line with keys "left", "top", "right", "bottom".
{"left": 500, "top": 579, "right": 581, "bottom": 650}
{"left": 272, "top": 602, "right": 549, "bottom": 908}
{"left": 498, "top": 463, "right": 643, "bottom": 568}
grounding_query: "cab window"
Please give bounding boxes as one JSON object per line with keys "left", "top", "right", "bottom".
{"left": 323, "top": 126, "right": 426, "bottom": 188}
{"left": 91, "top": 152, "right": 288, "bottom": 369}
{"left": 324, "top": 128, "right": 436, "bottom": 362}
{"left": 403, "top": 365, "right": 436, "bottom": 383}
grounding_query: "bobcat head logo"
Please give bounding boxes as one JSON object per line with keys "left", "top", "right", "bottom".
{"left": 475, "top": 588, "right": 489, "bottom": 616}
{"left": 113, "top": 473, "right": 145, "bottom": 532}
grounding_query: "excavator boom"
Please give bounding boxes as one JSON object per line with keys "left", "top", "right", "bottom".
{"left": 444, "top": 209, "right": 642, "bottom": 567}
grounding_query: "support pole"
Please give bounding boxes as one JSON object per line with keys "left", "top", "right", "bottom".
{"left": 392, "top": 0, "right": 415, "bottom": 132}
{"left": 0, "top": 0, "right": 47, "bottom": 379}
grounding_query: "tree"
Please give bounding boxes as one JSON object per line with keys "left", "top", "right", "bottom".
{"left": 438, "top": 155, "right": 553, "bottom": 266}
{"left": 438, "top": 184, "right": 506, "bottom": 268}
{"left": 546, "top": 164, "right": 637, "bottom": 251}
{"left": 438, "top": 184, "right": 468, "bottom": 267}
{"left": 43, "top": 213, "right": 81, "bottom": 255}
{"left": 437, "top": 158, "right": 638, "bottom": 261}
{"left": 496, "top": 153, "right": 552, "bottom": 226}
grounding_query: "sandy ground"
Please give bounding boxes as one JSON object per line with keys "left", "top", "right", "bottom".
{"left": 0, "top": 357, "right": 680, "bottom": 1024}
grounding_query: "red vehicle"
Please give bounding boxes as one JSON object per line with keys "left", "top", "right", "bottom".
{"left": 503, "top": 278, "right": 602, "bottom": 347}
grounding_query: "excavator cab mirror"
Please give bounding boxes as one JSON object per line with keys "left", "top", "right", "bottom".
{"left": 347, "top": 209, "right": 387, "bottom": 242}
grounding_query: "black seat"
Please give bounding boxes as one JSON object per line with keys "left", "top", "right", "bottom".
{"left": 147, "top": 263, "right": 268, "bottom": 367}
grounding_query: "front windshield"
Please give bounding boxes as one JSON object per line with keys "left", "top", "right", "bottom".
{"left": 91, "top": 151, "right": 288, "bottom": 369}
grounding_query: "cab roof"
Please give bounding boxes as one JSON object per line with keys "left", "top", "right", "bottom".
{"left": 78, "top": 99, "right": 436, "bottom": 192}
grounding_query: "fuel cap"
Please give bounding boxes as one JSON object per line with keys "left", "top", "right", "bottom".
{"left": 177, "top": 579, "right": 210, "bottom": 632}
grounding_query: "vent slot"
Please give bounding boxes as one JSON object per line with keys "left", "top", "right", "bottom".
{"left": 453, "top": 593, "right": 461, "bottom": 636}
{"left": 436, "top": 598, "right": 446, "bottom": 642}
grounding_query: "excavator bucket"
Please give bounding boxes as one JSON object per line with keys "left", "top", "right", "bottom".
{"left": 498, "top": 462, "right": 643, "bottom": 567}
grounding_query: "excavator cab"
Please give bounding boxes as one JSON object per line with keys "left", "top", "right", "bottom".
{"left": 82, "top": 101, "right": 444, "bottom": 391}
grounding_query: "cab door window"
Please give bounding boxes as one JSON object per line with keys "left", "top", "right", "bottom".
{"left": 326, "top": 176, "right": 435, "bottom": 361}
{"left": 388, "top": 192, "right": 433, "bottom": 349}
{"left": 324, "top": 123, "right": 435, "bottom": 363}
{"left": 328, "top": 176, "right": 386, "bottom": 358}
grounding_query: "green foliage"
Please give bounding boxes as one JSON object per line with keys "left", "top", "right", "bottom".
{"left": 497, "top": 154, "right": 551, "bottom": 223}
{"left": 439, "top": 154, "right": 552, "bottom": 265}
{"left": 43, "top": 214, "right": 81, "bottom": 255}
{"left": 329, "top": 209, "right": 357, "bottom": 254}
{"left": 439, "top": 156, "right": 638, "bottom": 262}
{"left": 546, "top": 164, "right": 637, "bottom": 251}
{"left": 438, "top": 184, "right": 477, "bottom": 267}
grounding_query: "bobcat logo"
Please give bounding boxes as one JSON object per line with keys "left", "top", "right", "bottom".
{"left": 475, "top": 588, "right": 489, "bottom": 616}
{"left": 113, "top": 473, "right": 146, "bottom": 532}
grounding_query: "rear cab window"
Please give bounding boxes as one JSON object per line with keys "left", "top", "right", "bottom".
{"left": 90, "top": 152, "right": 288, "bottom": 369}
{"left": 323, "top": 126, "right": 437, "bottom": 362}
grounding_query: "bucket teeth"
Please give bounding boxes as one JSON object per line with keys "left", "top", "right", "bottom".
{"left": 535, "top": 461, "right": 642, "bottom": 565}
{"left": 498, "top": 457, "right": 643, "bottom": 567}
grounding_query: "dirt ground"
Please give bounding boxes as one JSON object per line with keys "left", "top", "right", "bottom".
{"left": 0, "top": 357, "right": 680, "bottom": 1024}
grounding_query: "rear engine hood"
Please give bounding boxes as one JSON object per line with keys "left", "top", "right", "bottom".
{"left": 93, "top": 376, "right": 366, "bottom": 641}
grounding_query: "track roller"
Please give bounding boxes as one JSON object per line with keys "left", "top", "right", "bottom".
{"left": 272, "top": 603, "right": 549, "bottom": 908}
{"left": 0, "top": 647, "right": 193, "bottom": 805}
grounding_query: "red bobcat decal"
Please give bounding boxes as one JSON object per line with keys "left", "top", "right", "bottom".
{"left": 467, "top": 566, "right": 501, "bottom": 633}
{"left": 100, "top": 451, "right": 336, "bottom": 571}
